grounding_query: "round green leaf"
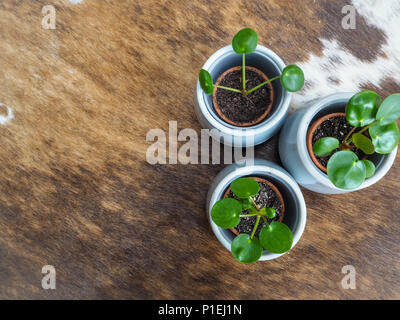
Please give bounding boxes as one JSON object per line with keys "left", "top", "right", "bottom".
{"left": 312, "top": 137, "right": 339, "bottom": 157}
{"left": 230, "top": 178, "right": 259, "bottom": 199}
{"left": 369, "top": 121, "right": 400, "bottom": 154}
{"left": 376, "top": 93, "right": 400, "bottom": 125}
{"left": 211, "top": 198, "right": 242, "bottom": 229}
{"left": 346, "top": 91, "right": 381, "bottom": 127}
{"left": 232, "top": 28, "right": 258, "bottom": 54}
{"left": 327, "top": 150, "right": 366, "bottom": 190}
{"left": 280, "top": 65, "right": 304, "bottom": 92}
{"left": 352, "top": 132, "right": 375, "bottom": 155}
{"left": 259, "top": 207, "right": 276, "bottom": 218}
{"left": 259, "top": 222, "right": 293, "bottom": 254}
{"left": 361, "top": 160, "right": 375, "bottom": 178}
{"left": 231, "top": 234, "right": 262, "bottom": 264}
{"left": 199, "top": 69, "right": 214, "bottom": 95}
{"left": 239, "top": 198, "right": 253, "bottom": 210}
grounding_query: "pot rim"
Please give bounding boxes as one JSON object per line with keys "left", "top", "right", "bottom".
{"left": 222, "top": 176, "right": 285, "bottom": 236}
{"left": 196, "top": 44, "right": 292, "bottom": 137}
{"left": 207, "top": 159, "right": 307, "bottom": 261}
{"left": 306, "top": 112, "right": 347, "bottom": 173}
{"left": 297, "top": 92, "right": 398, "bottom": 191}
{"left": 213, "top": 66, "right": 274, "bottom": 127}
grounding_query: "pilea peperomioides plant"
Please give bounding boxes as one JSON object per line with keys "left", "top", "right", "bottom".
{"left": 211, "top": 177, "right": 293, "bottom": 264}
{"left": 199, "top": 28, "right": 304, "bottom": 96}
{"left": 313, "top": 91, "right": 400, "bottom": 190}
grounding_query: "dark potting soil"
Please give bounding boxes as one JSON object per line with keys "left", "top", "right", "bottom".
{"left": 215, "top": 68, "right": 272, "bottom": 124}
{"left": 311, "top": 115, "right": 366, "bottom": 168}
{"left": 226, "top": 179, "right": 283, "bottom": 238}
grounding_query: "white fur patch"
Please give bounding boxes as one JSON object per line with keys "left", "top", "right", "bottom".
{"left": 292, "top": 0, "right": 400, "bottom": 109}
{"left": 0, "top": 103, "right": 15, "bottom": 125}
{"left": 69, "top": 0, "right": 83, "bottom": 4}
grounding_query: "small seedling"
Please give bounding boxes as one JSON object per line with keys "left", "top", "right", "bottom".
{"left": 199, "top": 28, "right": 305, "bottom": 96}
{"left": 313, "top": 91, "right": 400, "bottom": 189}
{"left": 211, "top": 177, "right": 293, "bottom": 264}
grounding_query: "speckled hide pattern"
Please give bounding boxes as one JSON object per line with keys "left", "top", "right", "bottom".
{"left": 293, "top": 0, "right": 400, "bottom": 109}
{"left": 0, "top": 0, "right": 399, "bottom": 299}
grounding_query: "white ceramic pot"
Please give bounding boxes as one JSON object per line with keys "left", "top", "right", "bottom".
{"left": 206, "top": 159, "right": 307, "bottom": 261}
{"left": 279, "top": 92, "right": 398, "bottom": 194}
{"left": 195, "top": 45, "right": 292, "bottom": 147}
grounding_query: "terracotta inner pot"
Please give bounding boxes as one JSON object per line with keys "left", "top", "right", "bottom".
{"left": 212, "top": 66, "right": 274, "bottom": 127}
{"left": 306, "top": 112, "right": 346, "bottom": 173}
{"left": 223, "top": 176, "right": 285, "bottom": 236}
